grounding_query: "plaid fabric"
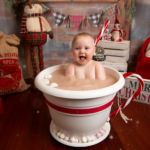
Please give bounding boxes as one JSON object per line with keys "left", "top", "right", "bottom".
{"left": 38, "top": 45, "right": 44, "bottom": 70}
{"left": 30, "top": 46, "right": 37, "bottom": 77}
{"left": 20, "top": 13, "right": 42, "bottom": 38}
{"left": 70, "top": 16, "right": 84, "bottom": 29}
{"left": 30, "top": 45, "right": 44, "bottom": 77}
{"left": 53, "top": 12, "right": 66, "bottom": 26}
{"left": 104, "top": 4, "right": 116, "bottom": 22}
{"left": 20, "top": 15, "right": 27, "bottom": 38}
{"left": 25, "top": 32, "right": 47, "bottom": 46}
{"left": 88, "top": 13, "right": 101, "bottom": 27}
{"left": 27, "top": 13, "right": 41, "bottom": 17}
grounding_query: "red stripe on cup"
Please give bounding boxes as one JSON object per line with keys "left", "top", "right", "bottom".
{"left": 45, "top": 97, "right": 115, "bottom": 115}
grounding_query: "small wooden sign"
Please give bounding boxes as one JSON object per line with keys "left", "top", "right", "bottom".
{"left": 118, "top": 76, "right": 150, "bottom": 104}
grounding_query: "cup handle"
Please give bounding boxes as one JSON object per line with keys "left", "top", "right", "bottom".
{"left": 110, "top": 72, "right": 144, "bottom": 119}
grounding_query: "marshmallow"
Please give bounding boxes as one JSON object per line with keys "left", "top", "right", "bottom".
{"left": 42, "top": 79, "right": 50, "bottom": 85}
{"left": 70, "top": 137, "right": 78, "bottom": 143}
{"left": 50, "top": 82, "right": 58, "bottom": 88}
{"left": 64, "top": 136, "right": 69, "bottom": 141}
{"left": 81, "top": 136, "right": 88, "bottom": 143}
{"left": 60, "top": 133, "right": 65, "bottom": 139}
{"left": 44, "top": 74, "right": 52, "bottom": 79}
{"left": 56, "top": 131, "right": 61, "bottom": 137}
{"left": 87, "top": 136, "right": 93, "bottom": 142}
{"left": 96, "top": 132, "right": 102, "bottom": 138}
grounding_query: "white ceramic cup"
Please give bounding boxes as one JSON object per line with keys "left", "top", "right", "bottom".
{"left": 35, "top": 64, "right": 141, "bottom": 147}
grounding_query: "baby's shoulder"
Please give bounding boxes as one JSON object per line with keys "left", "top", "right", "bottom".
{"left": 91, "top": 60, "right": 100, "bottom": 66}
{"left": 92, "top": 60, "right": 104, "bottom": 69}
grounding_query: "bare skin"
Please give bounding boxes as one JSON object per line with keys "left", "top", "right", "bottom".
{"left": 65, "top": 33, "right": 106, "bottom": 80}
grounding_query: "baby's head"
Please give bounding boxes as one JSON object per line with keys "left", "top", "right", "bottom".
{"left": 71, "top": 32, "right": 96, "bottom": 65}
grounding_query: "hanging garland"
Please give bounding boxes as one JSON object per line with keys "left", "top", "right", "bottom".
{"left": 49, "top": 3, "right": 117, "bottom": 30}
{"left": 5, "top": 1, "right": 118, "bottom": 30}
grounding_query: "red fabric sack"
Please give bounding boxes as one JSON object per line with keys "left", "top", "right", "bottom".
{"left": 136, "top": 37, "right": 150, "bottom": 79}
{"left": 0, "top": 31, "right": 30, "bottom": 95}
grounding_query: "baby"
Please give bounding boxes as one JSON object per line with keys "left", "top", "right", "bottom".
{"left": 65, "top": 32, "right": 106, "bottom": 80}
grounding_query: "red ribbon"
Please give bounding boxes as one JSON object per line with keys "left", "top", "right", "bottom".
{"left": 45, "top": 97, "right": 115, "bottom": 115}
{"left": 110, "top": 72, "right": 144, "bottom": 118}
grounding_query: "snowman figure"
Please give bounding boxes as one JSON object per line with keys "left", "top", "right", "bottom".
{"left": 111, "top": 17, "right": 126, "bottom": 42}
{"left": 20, "top": 3, "right": 53, "bottom": 78}
{"left": 21, "top": 3, "right": 53, "bottom": 38}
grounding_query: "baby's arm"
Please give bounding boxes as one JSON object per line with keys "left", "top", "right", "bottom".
{"left": 65, "top": 63, "right": 75, "bottom": 79}
{"left": 95, "top": 62, "right": 106, "bottom": 80}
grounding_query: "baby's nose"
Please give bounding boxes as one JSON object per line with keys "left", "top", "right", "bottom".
{"left": 80, "top": 48, "right": 85, "bottom": 53}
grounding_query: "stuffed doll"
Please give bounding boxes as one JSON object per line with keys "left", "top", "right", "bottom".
{"left": 111, "top": 17, "right": 126, "bottom": 42}
{"left": 20, "top": 3, "right": 53, "bottom": 78}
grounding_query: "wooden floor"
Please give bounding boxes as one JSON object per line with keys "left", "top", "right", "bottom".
{"left": 0, "top": 88, "right": 150, "bottom": 150}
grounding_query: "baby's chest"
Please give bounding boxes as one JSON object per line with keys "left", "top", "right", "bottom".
{"left": 75, "top": 65, "right": 95, "bottom": 79}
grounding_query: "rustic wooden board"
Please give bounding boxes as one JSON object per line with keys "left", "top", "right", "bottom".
{"left": 105, "top": 55, "right": 127, "bottom": 63}
{"left": 102, "top": 61, "right": 128, "bottom": 72}
{"left": 98, "top": 40, "right": 130, "bottom": 50}
{"left": 104, "top": 49, "right": 129, "bottom": 60}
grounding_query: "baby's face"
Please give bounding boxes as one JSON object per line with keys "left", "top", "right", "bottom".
{"left": 72, "top": 36, "right": 95, "bottom": 65}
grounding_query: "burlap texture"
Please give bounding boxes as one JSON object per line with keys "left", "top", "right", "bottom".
{"left": 0, "top": 31, "right": 30, "bottom": 95}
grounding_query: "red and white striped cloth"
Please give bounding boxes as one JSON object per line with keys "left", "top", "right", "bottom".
{"left": 110, "top": 72, "right": 144, "bottom": 119}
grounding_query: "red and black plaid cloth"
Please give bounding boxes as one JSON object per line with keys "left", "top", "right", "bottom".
{"left": 20, "top": 12, "right": 48, "bottom": 77}
{"left": 25, "top": 32, "right": 47, "bottom": 46}
{"left": 20, "top": 13, "right": 42, "bottom": 38}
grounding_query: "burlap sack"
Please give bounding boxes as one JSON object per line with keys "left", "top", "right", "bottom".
{"left": 0, "top": 31, "right": 30, "bottom": 95}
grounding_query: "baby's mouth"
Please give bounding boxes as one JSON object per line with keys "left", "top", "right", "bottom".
{"left": 79, "top": 56, "right": 86, "bottom": 61}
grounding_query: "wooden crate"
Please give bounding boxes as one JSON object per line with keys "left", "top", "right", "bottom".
{"left": 102, "top": 61, "right": 127, "bottom": 72}
{"left": 97, "top": 40, "right": 130, "bottom": 72}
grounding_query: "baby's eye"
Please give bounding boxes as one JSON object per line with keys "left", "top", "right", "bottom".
{"left": 85, "top": 47, "right": 89, "bottom": 50}
{"left": 75, "top": 47, "right": 80, "bottom": 50}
